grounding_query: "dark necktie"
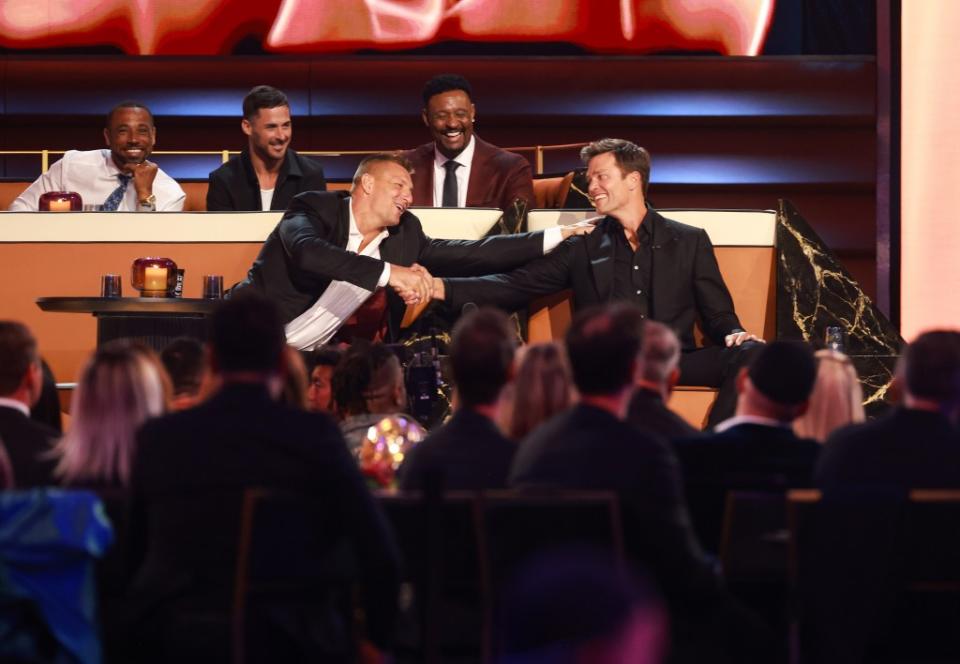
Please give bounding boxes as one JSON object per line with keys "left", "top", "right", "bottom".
{"left": 442, "top": 160, "right": 461, "bottom": 207}
{"left": 101, "top": 174, "right": 132, "bottom": 211}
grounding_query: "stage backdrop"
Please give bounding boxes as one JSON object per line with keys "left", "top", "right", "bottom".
{"left": 901, "top": 2, "right": 960, "bottom": 340}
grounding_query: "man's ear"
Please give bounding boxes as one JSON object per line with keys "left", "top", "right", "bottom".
{"left": 23, "top": 361, "right": 43, "bottom": 407}
{"left": 361, "top": 172, "right": 376, "bottom": 194}
{"left": 421, "top": 109, "right": 430, "bottom": 128}
{"left": 241, "top": 118, "right": 252, "bottom": 137}
{"left": 103, "top": 127, "right": 111, "bottom": 148}
{"left": 735, "top": 366, "right": 749, "bottom": 394}
{"left": 666, "top": 366, "right": 681, "bottom": 395}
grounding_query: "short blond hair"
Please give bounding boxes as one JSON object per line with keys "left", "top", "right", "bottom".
{"left": 351, "top": 153, "right": 413, "bottom": 190}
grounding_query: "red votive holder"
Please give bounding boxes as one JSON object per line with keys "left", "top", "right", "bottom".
{"left": 131, "top": 257, "right": 178, "bottom": 298}
{"left": 38, "top": 191, "right": 83, "bottom": 211}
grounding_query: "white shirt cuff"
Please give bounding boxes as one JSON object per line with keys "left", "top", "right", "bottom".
{"left": 542, "top": 226, "right": 564, "bottom": 253}
{"left": 377, "top": 263, "right": 391, "bottom": 288}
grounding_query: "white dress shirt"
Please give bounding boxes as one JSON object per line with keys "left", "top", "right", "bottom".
{"left": 431, "top": 135, "right": 476, "bottom": 207}
{"left": 285, "top": 196, "right": 565, "bottom": 350}
{"left": 0, "top": 398, "right": 30, "bottom": 417}
{"left": 712, "top": 414, "right": 789, "bottom": 433}
{"left": 285, "top": 198, "right": 392, "bottom": 350}
{"left": 8, "top": 149, "right": 186, "bottom": 212}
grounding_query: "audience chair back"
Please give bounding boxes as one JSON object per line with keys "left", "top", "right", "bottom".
{"left": 787, "top": 488, "right": 960, "bottom": 664}
{"left": 232, "top": 487, "right": 361, "bottom": 664}
{"left": 378, "top": 489, "right": 487, "bottom": 664}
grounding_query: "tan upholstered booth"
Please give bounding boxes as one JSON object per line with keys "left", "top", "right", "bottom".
{"left": 526, "top": 209, "right": 778, "bottom": 428}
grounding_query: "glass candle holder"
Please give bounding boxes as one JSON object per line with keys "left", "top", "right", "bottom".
{"left": 131, "top": 257, "right": 178, "bottom": 298}
{"left": 38, "top": 191, "right": 83, "bottom": 212}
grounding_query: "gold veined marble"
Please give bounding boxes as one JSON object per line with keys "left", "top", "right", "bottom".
{"left": 776, "top": 200, "right": 903, "bottom": 414}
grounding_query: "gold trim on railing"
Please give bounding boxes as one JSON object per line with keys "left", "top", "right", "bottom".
{"left": 0, "top": 143, "right": 588, "bottom": 176}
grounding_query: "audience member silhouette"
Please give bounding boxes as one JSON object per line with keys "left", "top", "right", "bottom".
{"left": 399, "top": 307, "right": 519, "bottom": 490}
{"left": 792, "top": 349, "right": 865, "bottom": 443}
{"left": 334, "top": 342, "right": 414, "bottom": 454}
{"left": 498, "top": 342, "right": 575, "bottom": 442}
{"left": 626, "top": 320, "right": 700, "bottom": 439}
{"left": 0, "top": 321, "right": 58, "bottom": 488}
{"left": 160, "top": 337, "right": 208, "bottom": 411}
{"left": 816, "top": 329, "right": 960, "bottom": 488}
{"left": 130, "top": 293, "right": 400, "bottom": 661}
{"left": 674, "top": 340, "right": 820, "bottom": 552}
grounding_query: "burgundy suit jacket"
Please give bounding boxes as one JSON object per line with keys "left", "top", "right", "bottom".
{"left": 403, "top": 136, "right": 535, "bottom": 210}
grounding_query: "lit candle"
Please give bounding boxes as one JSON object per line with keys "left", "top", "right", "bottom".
{"left": 47, "top": 198, "right": 72, "bottom": 212}
{"left": 144, "top": 266, "right": 168, "bottom": 291}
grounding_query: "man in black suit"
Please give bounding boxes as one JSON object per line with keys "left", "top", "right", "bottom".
{"left": 627, "top": 319, "right": 701, "bottom": 439}
{"left": 130, "top": 294, "right": 400, "bottom": 661}
{"left": 399, "top": 307, "right": 518, "bottom": 490}
{"left": 674, "top": 340, "right": 820, "bottom": 551}
{"left": 207, "top": 85, "right": 327, "bottom": 211}
{"left": 816, "top": 330, "right": 960, "bottom": 488}
{"left": 510, "top": 304, "right": 771, "bottom": 662}
{"left": 0, "top": 321, "right": 57, "bottom": 488}
{"left": 231, "top": 152, "right": 590, "bottom": 349}
{"left": 431, "top": 138, "right": 761, "bottom": 425}
{"left": 510, "top": 304, "right": 717, "bottom": 601}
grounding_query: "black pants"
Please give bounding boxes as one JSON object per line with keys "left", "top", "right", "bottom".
{"left": 677, "top": 341, "right": 763, "bottom": 428}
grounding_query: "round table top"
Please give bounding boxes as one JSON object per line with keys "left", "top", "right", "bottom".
{"left": 36, "top": 296, "right": 221, "bottom": 315}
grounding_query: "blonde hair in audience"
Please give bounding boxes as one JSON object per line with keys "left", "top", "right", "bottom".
{"left": 793, "top": 349, "right": 865, "bottom": 443}
{"left": 55, "top": 344, "right": 166, "bottom": 487}
{"left": 502, "top": 342, "right": 576, "bottom": 441}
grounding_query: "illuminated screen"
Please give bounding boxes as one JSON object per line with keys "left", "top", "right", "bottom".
{"left": 0, "top": 0, "right": 774, "bottom": 56}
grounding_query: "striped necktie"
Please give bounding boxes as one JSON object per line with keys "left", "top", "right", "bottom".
{"left": 101, "top": 174, "right": 132, "bottom": 211}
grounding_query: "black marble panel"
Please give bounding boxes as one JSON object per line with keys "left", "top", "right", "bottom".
{"left": 776, "top": 199, "right": 902, "bottom": 414}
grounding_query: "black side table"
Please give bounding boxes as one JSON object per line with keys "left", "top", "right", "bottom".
{"left": 37, "top": 297, "right": 221, "bottom": 352}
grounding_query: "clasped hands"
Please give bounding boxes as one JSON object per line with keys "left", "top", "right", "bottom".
{"left": 388, "top": 263, "right": 436, "bottom": 305}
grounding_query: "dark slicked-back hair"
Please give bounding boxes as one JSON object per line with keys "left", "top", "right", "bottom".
{"left": 0, "top": 321, "right": 38, "bottom": 395}
{"left": 242, "top": 85, "right": 290, "bottom": 120}
{"left": 332, "top": 342, "right": 401, "bottom": 415}
{"left": 421, "top": 74, "right": 473, "bottom": 107}
{"left": 565, "top": 304, "right": 645, "bottom": 396}
{"left": 210, "top": 293, "right": 286, "bottom": 374}
{"left": 902, "top": 330, "right": 960, "bottom": 403}
{"left": 580, "top": 138, "right": 651, "bottom": 196}
{"left": 106, "top": 100, "right": 154, "bottom": 127}
{"left": 161, "top": 337, "right": 206, "bottom": 397}
{"left": 450, "top": 308, "right": 517, "bottom": 408}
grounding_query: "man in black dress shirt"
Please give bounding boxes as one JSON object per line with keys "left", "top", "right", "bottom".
{"left": 432, "top": 138, "right": 762, "bottom": 425}
{"left": 626, "top": 319, "right": 701, "bottom": 438}
{"left": 0, "top": 321, "right": 57, "bottom": 488}
{"left": 399, "top": 307, "right": 518, "bottom": 490}
{"left": 207, "top": 85, "right": 327, "bottom": 211}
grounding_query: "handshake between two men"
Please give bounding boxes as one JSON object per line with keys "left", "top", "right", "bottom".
{"left": 386, "top": 217, "right": 600, "bottom": 307}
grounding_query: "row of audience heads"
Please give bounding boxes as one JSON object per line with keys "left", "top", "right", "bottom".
{"left": 3, "top": 297, "right": 960, "bottom": 490}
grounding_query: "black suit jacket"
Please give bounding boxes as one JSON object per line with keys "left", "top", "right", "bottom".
{"left": 0, "top": 405, "right": 58, "bottom": 488}
{"left": 231, "top": 191, "right": 546, "bottom": 338}
{"left": 206, "top": 149, "right": 327, "bottom": 211}
{"left": 403, "top": 136, "right": 535, "bottom": 211}
{"left": 626, "top": 388, "right": 701, "bottom": 439}
{"left": 815, "top": 407, "right": 960, "bottom": 488}
{"left": 674, "top": 422, "right": 820, "bottom": 551}
{"left": 509, "top": 404, "right": 718, "bottom": 601}
{"left": 130, "top": 383, "right": 400, "bottom": 651}
{"left": 398, "top": 408, "right": 516, "bottom": 491}
{"left": 444, "top": 209, "right": 742, "bottom": 350}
